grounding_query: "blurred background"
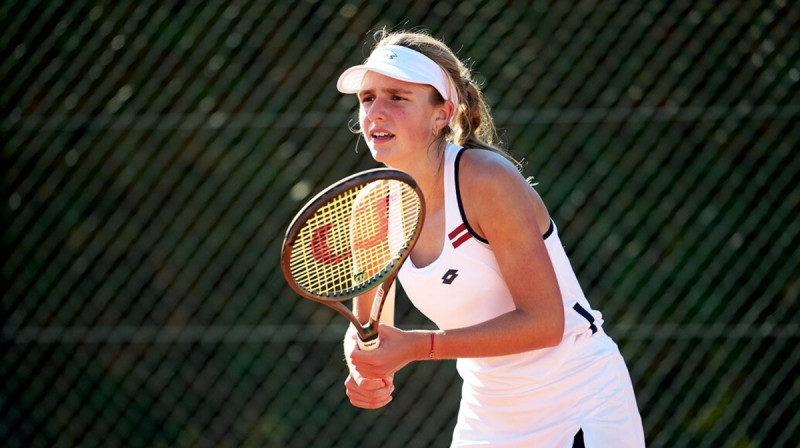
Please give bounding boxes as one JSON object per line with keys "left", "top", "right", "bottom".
{"left": 2, "top": 1, "right": 799, "bottom": 447}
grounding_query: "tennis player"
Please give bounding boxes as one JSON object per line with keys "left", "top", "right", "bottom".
{"left": 339, "top": 28, "right": 645, "bottom": 447}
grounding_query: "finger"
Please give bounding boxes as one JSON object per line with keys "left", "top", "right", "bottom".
{"left": 346, "top": 374, "right": 393, "bottom": 393}
{"left": 345, "top": 383, "right": 393, "bottom": 409}
{"left": 349, "top": 350, "right": 382, "bottom": 369}
{"left": 344, "top": 374, "right": 394, "bottom": 409}
{"left": 351, "top": 369, "right": 382, "bottom": 387}
{"left": 346, "top": 386, "right": 393, "bottom": 407}
{"left": 348, "top": 395, "right": 392, "bottom": 409}
{"left": 352, "top": 361, "right": 387, "bottom": 380}
{"left": 350, "top": 356, "right": 384, "bottom": 380}
{"left": 358, "top": 377, "right": 387, "bottom": 390}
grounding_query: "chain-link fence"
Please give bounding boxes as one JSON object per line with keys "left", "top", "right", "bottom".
{"left": 2, "top": 1, "right": 799, "bottom": 447}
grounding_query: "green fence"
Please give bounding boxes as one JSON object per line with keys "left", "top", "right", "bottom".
{"left": 3, "top": 1, "right": 799, "bottom": 447}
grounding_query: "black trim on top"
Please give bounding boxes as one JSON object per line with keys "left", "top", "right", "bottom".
{"left": 573, "top": 429, "right": 585, "bottom": 448}
{"left": 455, "top": 147, "right": 556, "bottom": 243}
{"left": 542, "top": 219, "right": 554, "bottom": 240}
{"left": 573, "top": 303, "right": 598, "bottom": 334}
{"left": 454, "top": 147, "right": 489, "bottom": 244}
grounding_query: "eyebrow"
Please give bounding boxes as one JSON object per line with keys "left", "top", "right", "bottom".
{"left": 358, "top": 87, "right": 416, "bottom": 97}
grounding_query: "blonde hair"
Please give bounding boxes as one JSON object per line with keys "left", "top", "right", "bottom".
{"left": 368, "top": 28, "right": 519, "bottom": 165}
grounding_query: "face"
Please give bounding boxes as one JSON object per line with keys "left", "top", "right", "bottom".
{"left": 357, "top": 71, "right": 450, "bottom": 168}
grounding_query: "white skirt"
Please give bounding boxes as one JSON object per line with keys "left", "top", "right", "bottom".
{"left": 451, "top": 330, "right": 645, "bottom": 447}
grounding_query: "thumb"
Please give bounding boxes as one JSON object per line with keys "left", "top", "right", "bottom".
{"left": 351, "top": 369, "right": 364, "bottom": 386}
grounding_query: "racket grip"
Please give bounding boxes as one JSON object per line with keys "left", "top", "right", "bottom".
{"left": 357, "top": 334, "right": 380, "bottom": 351}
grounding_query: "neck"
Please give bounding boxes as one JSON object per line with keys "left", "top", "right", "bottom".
{"left": 402, "top": 152, "right": 446, "bottom": 213}
{"left": 418, "top": 167, "right": 444, "bottom": 213}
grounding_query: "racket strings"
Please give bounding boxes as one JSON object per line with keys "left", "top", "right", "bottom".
{"left": 292, "top": 188, "right": 359, "bottom": 295}
{"left": 288, "top": 179, "right": 422, "bottom": 298}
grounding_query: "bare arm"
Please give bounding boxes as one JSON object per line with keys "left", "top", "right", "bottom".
{"left": 431, "top": 150, "right": 564, "bottom": 358}
{"left": 349, "top": 150, "right": 565, "bottom": 378}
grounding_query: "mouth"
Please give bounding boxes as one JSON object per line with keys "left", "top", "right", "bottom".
{"left": 370, "top": 130, "right": 394, "bottom": 143}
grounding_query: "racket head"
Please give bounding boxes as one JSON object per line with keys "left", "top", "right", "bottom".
{"left": 281, "top": 168, "right": 425, "bottom": 303}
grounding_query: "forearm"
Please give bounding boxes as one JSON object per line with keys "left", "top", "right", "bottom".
{"left": 347, "top": 308, "right": 561, "bottom": 381}
{"left": 414, "top": 308, "right": 564, "bottom": 361}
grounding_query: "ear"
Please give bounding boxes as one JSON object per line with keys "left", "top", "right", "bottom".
{"left": 433, "top": 100, "right": 455, "bottom": 132}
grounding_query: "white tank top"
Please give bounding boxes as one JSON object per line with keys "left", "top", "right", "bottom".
{"left": 398, "top": 143, "right": 604, "bottom": 383}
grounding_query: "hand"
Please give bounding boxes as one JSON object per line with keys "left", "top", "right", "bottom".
{"left": 349, "top": 324, "right": 418, "bottom": 379}
{"left": 344, "top": 370, "right": 394, "bottom": 409}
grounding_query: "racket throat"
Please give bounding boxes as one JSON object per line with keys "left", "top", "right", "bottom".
{"left": 357, "top": 282, "right": 389, "bottom": 351}
{"left": 369, "top": 285, "right": 386, "bottom": 322}
{"left": 359, "top": 325, "right": 379, "bottom": 342}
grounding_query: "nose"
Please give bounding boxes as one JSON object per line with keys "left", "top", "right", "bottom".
{"left": 364, "top": 98, "right": 386, "bottom": 122}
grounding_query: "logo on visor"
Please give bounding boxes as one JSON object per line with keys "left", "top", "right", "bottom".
{"left": 378, "top": 49, "right": 397, "bottom": 60}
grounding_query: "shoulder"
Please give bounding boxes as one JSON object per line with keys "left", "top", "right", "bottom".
{"left": 458, "top": 148, "right": 520, "bottom": 181}
{"left": 457, "top": 148, "right": 551, "bottom": 237}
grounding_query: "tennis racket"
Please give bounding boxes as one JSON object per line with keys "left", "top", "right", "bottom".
{"left": 280, "top": 168, "right": 425, "bottom": 351}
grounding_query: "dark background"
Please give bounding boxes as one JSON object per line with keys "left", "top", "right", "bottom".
{"left": 2, "top": 1, "right": 798, "bottom": 447}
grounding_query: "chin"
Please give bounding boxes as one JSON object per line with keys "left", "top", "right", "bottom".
{"left": 368, "top": 146, "right": 390, "bottom": 165}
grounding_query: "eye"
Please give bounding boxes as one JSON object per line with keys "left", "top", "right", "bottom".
{"left": 359, "top": 95, "right": 375, "bottom": 104}
{"left": 391, "top": 95, "right": 405, "bottom": 101}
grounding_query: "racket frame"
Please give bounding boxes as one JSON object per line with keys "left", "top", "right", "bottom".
{"left": 280, "top": 168, "right": 425, "bottom": 349}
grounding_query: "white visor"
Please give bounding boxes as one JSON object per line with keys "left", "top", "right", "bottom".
{"left": 337, "top": 45, "right": 459, "bottom": 107}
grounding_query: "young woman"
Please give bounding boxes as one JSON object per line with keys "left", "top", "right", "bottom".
{"left": 337, "top": 28, "right": 645, "bottom": 447}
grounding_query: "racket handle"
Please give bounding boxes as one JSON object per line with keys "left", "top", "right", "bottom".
{"left": 357, "top": 333, "right": 380, "bottom": 351}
